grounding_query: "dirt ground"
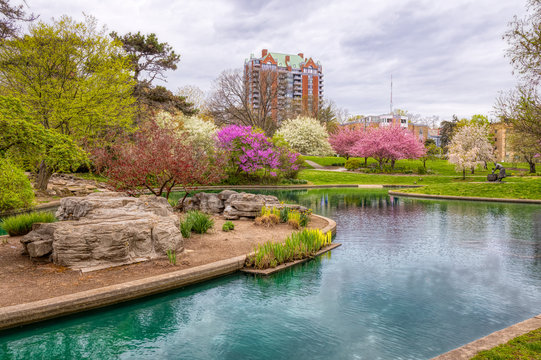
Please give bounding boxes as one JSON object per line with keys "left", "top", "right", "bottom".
{"left": 0, "top": 215, "right": 328, "bottom": 307}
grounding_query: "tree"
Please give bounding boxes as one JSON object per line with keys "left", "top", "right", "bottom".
{"left": 421, "top": 143, "right": 443, "bottom": 169}
{"left": 496, "top": 85, "right": 541, "bottom": 141}
{"left": 208, "top": 69, "right": 284, "bottom": 136}
{"left": 0, "top": 96, "right": 88, "bottom": 190}
{"left": 448, "top": 124, "right": 494, "bottom": 179}
{"left": 92, "top": 121, "right": 226, "bottom": 201}
{"left": 508, "top": 131, "right": 540, "bottom": 173}
{"left": 216, "top": 125, "right": 299, "bottom": 179}
{"left": 275, "top": 116, "right": 334, "bottom": 156}
{"left": 177, "top": 85, "right": 207, "bottom": 113}
{"left": 0, "top": 16, "right": 134, "bottom": 188}
{"left": 0, "top": 0, "right": 37, "bottom": 40}
{"left": 440, "top": 117, "right": 458, "bottom": 150}
{"left": 155, "top": 111, "right": 217, "bottom": 153}
{"left": 350, "top": 126, "right": 426, "bottom": 169}
{"left": 0, "top": 158, "right": 34, "bottom": 211}
{"left": 328, "top": 127, "right": 366, "bottom": 159}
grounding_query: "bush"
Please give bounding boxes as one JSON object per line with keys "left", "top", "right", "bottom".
{"left": 345, "top": 158, "right": 362, "bottom": 170}
{"left": 180, "top": 220, "right": 192, "bottom": 238}
{"left": 0, "top": 158, "right": 34, "bottom": 212}
{"left": 0, "top": 211, "right": 56, "bottom": 236}
{"left": 185, "top": 210, "right": 214, "bottom": 234}
{"left": 417, "top": 166, "right": 427, "bottom": 175}
{"left": 222, "top": 221, "right": 235, "bottom": 232}
{"left": 279, "top": 207, "right": 290, "bottom": 223}
{"left": 299, "top": 209, "right": 312, "bottom": 227}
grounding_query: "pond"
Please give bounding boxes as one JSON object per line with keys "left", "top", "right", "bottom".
{"left": 1, "top": 188, "right": 540, "bottom": 359}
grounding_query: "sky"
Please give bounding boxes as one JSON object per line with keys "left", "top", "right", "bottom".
{"left": 27, "top": 0, "right": 527, "bottom": 122}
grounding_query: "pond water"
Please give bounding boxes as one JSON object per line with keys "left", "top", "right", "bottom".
{"left": 1, "top": 188, "right": 540, "bottom": 359}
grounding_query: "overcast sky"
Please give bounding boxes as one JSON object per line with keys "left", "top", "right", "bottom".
{"left": 27, "top": 0, "right": 526, "bottom": 121}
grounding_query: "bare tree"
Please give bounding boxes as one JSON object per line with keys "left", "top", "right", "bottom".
{"left": 496, "top": 85, "right": 541, "bottom": 141}
{"left": 208, "top": 68, "right": 285, "bottom": 136}
{"left": 0, "top": 0, "right": 37, "bottom": 40}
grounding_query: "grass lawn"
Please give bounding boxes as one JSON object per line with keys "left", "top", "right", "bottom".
{"left": 301, "top": 156, "right": 534, "bottom": 176}
{"left": 471, "top": 328, "right": 541, "bottom": 360}
{"left": 397, "top": 179, "right": 541, "bottom": 200}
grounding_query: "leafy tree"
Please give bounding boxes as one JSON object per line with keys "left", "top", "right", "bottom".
{"left": 448, "top": 124, "right": 494, "bottom": 179}
{"left": 139, "top": 85, "right": 197, "bottom": 117}
{"left": 0, "top": 158, "right": 34, "bottom": 211}
{"left": 177, "top": 85, "right": 208, "bottom": 113}
{"left": 508, "top": 131, "right": 540, "bottom": 173}
{"left": 0, "top": 0, "right": 37, "bottom": 40}
{"left": 0, "top": 96, "right": 87, "bottom": 190}
{"left": 208, "top": 69, "right": 285, "bottom": 136}
{"left": 439, "top": 117, "right": 458, "bottom": 150}
{"left": 0, "top": 16, "right": 134, "bottom": 188}
{"left": 92, "top": 121, "right": 225, "bottom": 201}
{"left": 496, "top": 85, "right": 541, "bottom": 141}
{"left": 275, "top": 116, "right": 334, "bottom": 156}
{"left": 421, "top": 143, "right": 443, "bottom": 169}
{"left": 351, "top": 126, "right": 426, "bottom": 169}
{"left": 328, "top": 127, "right": 366, "bottom": 159}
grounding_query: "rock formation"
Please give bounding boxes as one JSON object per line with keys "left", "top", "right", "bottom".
{"left": 21, "top": 192, "right": 183, "bottom": 271}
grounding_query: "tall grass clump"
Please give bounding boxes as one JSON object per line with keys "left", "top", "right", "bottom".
{"left": 0, "top": 212, "right": 57, "bottom": 236}
{"left": 184, "top": 210, "right": 214, "bottom": 234}
{"left": 245, "top": 228, "right": 333, "bottom": 269}
{"left": 279, "top": 206, "right": 289, "bottom": 223}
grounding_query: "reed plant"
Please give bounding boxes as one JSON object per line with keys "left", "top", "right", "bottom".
{"left": 166, "top": 249, "right": 177, "bottom": 265}
{"left": 279, "top": 206, "right": 289, "bottom": 223}
{"left": 260, "top": 205, "right": 280, "bottom": 218}
{"left": 245, "top": 228, "right": 333, "bottom": 269}
{"left": 184, "top": 210, "right": 214, "bottom": 234}
{"left": 0, "top": 212, "right": 57, "bottom": 236}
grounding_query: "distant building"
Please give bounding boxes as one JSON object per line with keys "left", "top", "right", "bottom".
{"left": 408, "top": 123, "right": 429, "bottom": 143}
{"left": 491, "top": 122, "right": 514, "bottom": 162}
{"left": 341, "top": 114, "right": 408, "bottom": 130}
{"left": 244, "top": 49, "right": 323, "bottom": 121}
{"left": 427, "top": 128, "right": 441, "bottom": 147}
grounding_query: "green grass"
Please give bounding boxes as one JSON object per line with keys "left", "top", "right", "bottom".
{"left": 301, "top": 156, "right": 534, "bottom": 176}
{"left": 183, "top": 210, "right": 214, "bottom": 234}
{"left": 471, "top": 328, "right": 541, "bottom": 360}
{"left": 245, "top": 228, "right": 333, "bottom": 269}
{"left": 396, "top": 179, "right": 541, "bottom": 200}
{"left": 0, "top": 211, "right": 57, "bottom": 236}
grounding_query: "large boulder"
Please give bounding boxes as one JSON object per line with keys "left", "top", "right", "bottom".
{"left": 21, "top": 192, "right": 183, "bottom": 271}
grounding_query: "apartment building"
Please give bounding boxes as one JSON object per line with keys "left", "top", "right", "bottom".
{"left": 341, "top": 114, "right": 409, "bottom": 130}
{"left": 245, "top": 49, "right": 323, "bottom": 121}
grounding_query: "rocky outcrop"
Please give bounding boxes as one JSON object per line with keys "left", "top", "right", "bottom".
{"left": 36, "top": 173, "right": 109, "bottom": 198}
{"left": 21, "top": 192, "right": 183, "bottom": 271}
{"left": 177, "top": 190, "right": 286, "bottom": 220}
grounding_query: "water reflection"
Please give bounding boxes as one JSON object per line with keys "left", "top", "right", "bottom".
{"left": 1, "top": 188, "right": 540, "bottom": 360}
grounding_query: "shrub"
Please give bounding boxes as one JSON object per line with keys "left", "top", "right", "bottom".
{"left": 417, "top": 166, "right": 427, "bottom": 175}
{"left": 185, "top": 210, "right": 214, "bottom": 234}
{"left": 245, "top": 228, "right": 333, "bottom": 269}
{"left": 222, "top": 221, "right": 235, "bottom": 232}
{"left": 255, "top": 214, "right": 279, "bottom": 227}
{"left": 345, "top": 158, "right": 362, "bottom": 170}
{"left": 287, "top": 218, "right": 300, "bottom": 230}
{"left": 0, "top": 158, "right": 34, "bottom": 212}
{"left": 0, "top": 211, "right": 56, "bottom": 236}
{"left": 299, "top": 209, "right": 312, "bottom": 227}
{"left": 275, "top": 116, "right": 334, "bottom": 156}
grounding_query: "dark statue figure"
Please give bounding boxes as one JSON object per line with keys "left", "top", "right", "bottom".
{"left": 488, "top": 162, "right": 506, "bottom": 182}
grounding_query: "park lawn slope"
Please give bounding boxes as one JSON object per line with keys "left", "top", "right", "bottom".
{"left": 298, "top": 169, "right": 485, "bottom": 185}
{"left": 396, "top": 178, "right": 541, "bottom": 200}
{"left": 471, "top": 327, "right": 541, "bottom": 360}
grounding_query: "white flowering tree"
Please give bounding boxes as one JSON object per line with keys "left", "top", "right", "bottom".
{"left": 448, "top": 124, "right": 494, "bottom": 179}
{"left": 155, "top": 111, "right": 217, "bottom": 152}
{"left": 275, "top": 116, "right": 334, "bottom": 156}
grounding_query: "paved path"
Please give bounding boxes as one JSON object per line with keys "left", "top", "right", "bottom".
{"left": 304, "top": 159, "right": 325, "bottom": 169}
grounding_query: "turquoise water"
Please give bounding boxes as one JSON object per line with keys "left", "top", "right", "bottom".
{"left": 1, "top": 189, "right": 540, "bottom": 359}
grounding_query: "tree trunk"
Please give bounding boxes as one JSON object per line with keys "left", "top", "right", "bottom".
{"left": 423, "top": 158, "right": 427, "bottom": 169}
{"left": 471, "top": 166, "right": 475, "bottom": 174}
{"left": 529, "top": 161, "right": 536, "bottom": 174}
{"left": 391, "top": 159, "right": 396, "bottom": 170}
{"left": 36, "top": 160, "right": 54, "bottom": 191}
{"left": 462, "top": 169, "right": 466, "bottom": 180}
{"left": 364, "top": 157, "right": 368, "bottom": 166}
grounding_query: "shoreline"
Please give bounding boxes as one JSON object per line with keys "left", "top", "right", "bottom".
{"left": 388, "top": 190, "right": 541, "bottom": 204}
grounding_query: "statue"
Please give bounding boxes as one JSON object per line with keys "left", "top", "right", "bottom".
{"left": 489, "top": 162, "right": 506, "bottom": 182}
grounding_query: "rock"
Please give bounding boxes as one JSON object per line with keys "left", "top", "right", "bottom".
{"left": 22, "top": 192, "right": 183, "bottom": 270}
{"left": 217, "top": 190, "right": 238, "bottom": 201}
{"left": 195, "top": 192, "right": 224, "bottom": 214}
{"left": 229, "top": 200, "right": 264, "bottom": 212}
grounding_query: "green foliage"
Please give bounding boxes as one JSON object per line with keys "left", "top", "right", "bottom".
{"left": 0, "top": 158, "right": 34, "bottom": 211}
{"left": 299, "top": 209, "right": 312, "bottom": 227}
{"left": 245, "top": 228, "right": 333, "bottom": 269}
{"left": 417, "top": 166, "right": 427, "bottom": 175}
{"left": 0, "top": 15, "right": 135, "bottom": 144}
{"left": 345, "top": 158, "right": 362, "bottom": 170}
{"left": 166, "top": 249, "right": 177, "bottom": 265}
{"left": 180, "top": 220, "right": 192, "bottom": 238}
{"left": 261, "top": 205, "right": 280, "bottom": 218}
{"left": 222, "top": 221, "right": 235, "bottom": 232}
{"left": 184, "top": 210, "right": 214, "bottom": 234}
{"left": 279, "top": 207, "right": 290, "bottom": 223}
{"left": 302, "top": 156, "right": 346, "bottom": 166}
{"left": 471, "top": 328, "right": 541, "bottom": 360}
{"left": 0, "top": 211, "right": 56, "bottom": 236}
{"left": 167, "top": 198, "right": 178, "bottom": 208}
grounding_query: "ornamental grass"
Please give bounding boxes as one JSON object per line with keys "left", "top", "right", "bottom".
{"left": 0, "top": 211, "right": 57, "bottom": 236}
{"left": 245, "top": 228, "right": 333, "bottom": 269}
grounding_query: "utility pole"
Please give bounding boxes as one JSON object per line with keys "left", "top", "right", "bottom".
{"left": 390, "top": 74, "right": 393, "bottom": 115}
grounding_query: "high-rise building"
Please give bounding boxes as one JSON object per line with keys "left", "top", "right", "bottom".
{"left": 244, "top": 49, "right": 323, "bottom": 121}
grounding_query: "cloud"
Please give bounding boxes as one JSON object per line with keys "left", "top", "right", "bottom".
{"left": 27, "top": 0, "right": 526, "bottom": 120}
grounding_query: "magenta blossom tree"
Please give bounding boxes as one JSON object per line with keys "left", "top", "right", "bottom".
{"left": 216, "top": 125, "right": 299, "bottom": 178}
{"left": 328, "top": 127, "right": 367, "bottom": 159}
{"left": 350, "top": 126, "right": 426, "bottom": 169}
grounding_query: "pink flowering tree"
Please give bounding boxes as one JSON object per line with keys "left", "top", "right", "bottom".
{"left": 350, "top": 126, "right": 426, "bottom": 169}
{"left": 328, "top": 127, "right": 367, "bottom": 160}
{"left": 216, "top": 125, "right": 300, "bottom": 180}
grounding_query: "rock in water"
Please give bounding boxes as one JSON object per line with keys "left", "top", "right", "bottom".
{"left": 21, "top": 192, "right": 183, "bottom": 271}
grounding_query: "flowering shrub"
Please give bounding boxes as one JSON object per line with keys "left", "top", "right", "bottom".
{"left": 216, "top": 125, "right": 300, "bottom": 180}
{"left": 350, "top": 126, "right": 426, "bottom": 169}
{"left": 155, "top": 111, "right": 217, "bottom": 152}
{"left": 275, "top": 116, "right": 334, "bottom": 156}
